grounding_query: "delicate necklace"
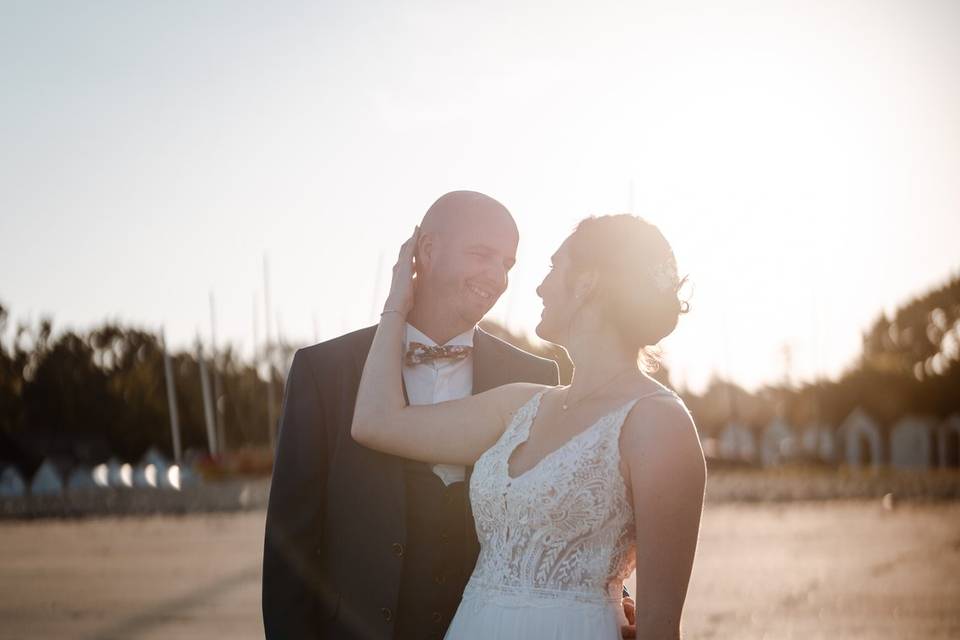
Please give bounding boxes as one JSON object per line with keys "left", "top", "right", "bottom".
{"left": 561, "top": 368, "right": 636, "bottom": 411}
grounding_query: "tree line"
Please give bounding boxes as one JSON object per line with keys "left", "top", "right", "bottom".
{"left": 0, "top": 304, "right": 289, "bottom": 475}
{"left": 690, "top": 272, "right": 960, "bottom": 437}
{"left": 1, "top": 271, "right": 958, "bottom": 474}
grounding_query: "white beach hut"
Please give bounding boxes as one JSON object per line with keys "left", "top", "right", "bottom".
{"left": 106, "top": 458, "right": 133, "bottom": 488}
{"left": 890, "top": 416, "right": 935, "bottom": 470}
{"left": 841, "top": 408, "right": 883, "bottom": 469}
{"left": 30, "top": 459, "right": 64, "bottom": 496}
{"left": 719, "top": 422, "right": 757, "bottom": 463}
{"left": 800, "top": 423, "right": 837, "bottom": 463}
{"left": 761, "top": 417, "right": 795, "bottom": 467}
{"left": 937, "top": 415, "right": 960, "bottom": 469}
{"left": 0, "top": 466, "right": 27, "bottom": 498}
{"left": 141, "top": 447, "right": 170, "bottom": 488}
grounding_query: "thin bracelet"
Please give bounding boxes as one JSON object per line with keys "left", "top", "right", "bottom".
{"left": 380, "top": 309, "right": 405, "bottom": 317}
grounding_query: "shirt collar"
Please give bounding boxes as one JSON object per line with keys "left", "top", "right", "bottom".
{"left": 405, "top": 323, "right": 475, "bottom": 350}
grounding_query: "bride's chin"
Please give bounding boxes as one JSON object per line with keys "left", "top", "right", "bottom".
{"left": 534, "top": 322, "right": 554, "bottom": 344}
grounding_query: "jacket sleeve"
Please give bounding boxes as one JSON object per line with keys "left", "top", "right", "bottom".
{"left": 262, "top": 349, "right": 333, "bottom": 638}
{"left": 537, "top": 357, "right": 561, "bottom": 387}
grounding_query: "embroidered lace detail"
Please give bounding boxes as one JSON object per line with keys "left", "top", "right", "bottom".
{"left": 467, "top": 388, "right": 676, "bottom": 603}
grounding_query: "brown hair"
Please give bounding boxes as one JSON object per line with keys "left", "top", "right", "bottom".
{"left": 566, "top": 214, "right": 689, "bottom": 365}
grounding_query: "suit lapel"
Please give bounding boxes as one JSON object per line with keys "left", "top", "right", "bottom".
{"left": 471, "top": 328, "right": 500, "bottom": 394}
{"left": 349, "top": 325, "right": 378, "bottom": 373}
{"left": 352, "top": 323, "right": 409, "bottom": 403}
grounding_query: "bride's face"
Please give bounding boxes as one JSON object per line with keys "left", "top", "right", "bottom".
{"left": 535, "top": 240, "right": 578, "bottom": 344}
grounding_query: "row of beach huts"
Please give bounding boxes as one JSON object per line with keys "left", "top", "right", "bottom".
{"left": 710, "top": 408, "right": 960, "bottom": 469}
{"left": 2, "top": 409, "right": 959, "bottom": 500}
{"left": 0, "top": 447, "right": 198, "bottom": 499}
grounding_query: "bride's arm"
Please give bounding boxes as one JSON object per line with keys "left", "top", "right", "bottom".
{"left": 351, "top": 228, "right": 547, "bottom": 465}
{"left": 621, "top": 396, "right": 706, "bottom": 638}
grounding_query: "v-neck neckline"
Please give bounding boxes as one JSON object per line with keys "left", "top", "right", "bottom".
{"left": 505, "top": 389, "right": 640, "bottom": 483}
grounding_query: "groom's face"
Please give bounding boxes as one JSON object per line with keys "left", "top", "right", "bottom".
{"left": 421, "top": 215, "right": 519, "bottom": 327}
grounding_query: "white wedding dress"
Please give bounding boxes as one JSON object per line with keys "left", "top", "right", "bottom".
{"left": 445, "top": 387, "right": 677, "bottom": 639}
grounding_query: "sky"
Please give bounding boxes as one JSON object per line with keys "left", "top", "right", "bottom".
{"left": 1, "top": 0, "right": 958, "bottom": 393}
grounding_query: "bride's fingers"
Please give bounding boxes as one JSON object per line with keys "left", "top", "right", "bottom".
{"left": 395, "top": 226, "right": 419, "bottom": 265}
{"left": 392, "top": 227, "right": 420, "bottom": 289}
{"left": 405, "top": 226, "right": 419, "bottom": 262}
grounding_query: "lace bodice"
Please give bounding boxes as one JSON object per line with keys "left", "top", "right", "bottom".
{"left": 466, "top": 388, "right": 674, "bottom": 604}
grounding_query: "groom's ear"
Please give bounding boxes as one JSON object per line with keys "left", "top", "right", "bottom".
{"left": 416, "top": 232, "right": 434, "bottom": 274}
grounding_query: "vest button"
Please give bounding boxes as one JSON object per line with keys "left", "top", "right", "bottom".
{"left": 391, "top": 542, "right": 404, "bottom": 557}
{"left": 433, "top": 573, "right": 447, "bottom": 585}
{"left": 431, "top": 611, "right": 443, "bottom": 623}
{"left": 380, "top": 607, "right": 393, "bottom": 622}
{"left": 439, "top": 530, "right": 450, "bottom": 542}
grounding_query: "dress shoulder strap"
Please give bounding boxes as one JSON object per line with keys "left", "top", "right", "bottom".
{"left": 503, "top": 386, "right": 551, "bottom": 438}
{"left": 631, "top": 387, "right": 678, "bottom": 405}
{"left": 606, "top": 388, "right": 680, "bottom": 441}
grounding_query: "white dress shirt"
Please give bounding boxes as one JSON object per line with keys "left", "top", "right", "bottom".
{"left": 403, "top": 323, "right": 474, "bottom": 486}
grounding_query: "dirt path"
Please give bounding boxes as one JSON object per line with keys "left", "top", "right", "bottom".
{"left": 1, "top": 502, "right": 958, "bottom": 639}
{"left": 674, "top": 501, "right": 960, "bottom": 639}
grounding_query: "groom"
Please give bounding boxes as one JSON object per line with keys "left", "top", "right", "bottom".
{"left": 262, "top": 191, "right": 560, "bottom": 639}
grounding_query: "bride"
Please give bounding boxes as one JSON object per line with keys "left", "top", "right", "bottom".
{"left": 352, "top": 214, "right": 706, "bottom": 639}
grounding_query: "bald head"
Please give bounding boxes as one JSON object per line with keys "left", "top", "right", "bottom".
{"left": 421, "top": 190, "right": 518, "bottom": 238}
{"left": 409, "top": 190, "right": 520, "bottom": 339}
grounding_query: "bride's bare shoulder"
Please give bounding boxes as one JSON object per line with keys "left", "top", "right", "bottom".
{"left": 620, "top": 390, "right": 704, "bottom": 472}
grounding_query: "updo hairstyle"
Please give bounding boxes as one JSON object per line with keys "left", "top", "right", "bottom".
{"left": 565, "top": 214, "right": 689, "bottom": 358}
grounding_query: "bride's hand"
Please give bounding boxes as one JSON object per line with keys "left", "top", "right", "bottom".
{"left": 383, "top": 226, "right": 419, "bottom": 317}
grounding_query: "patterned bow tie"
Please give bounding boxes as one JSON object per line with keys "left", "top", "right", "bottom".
{"left": 404, "top": 341, "right": 473, "bottom": 366}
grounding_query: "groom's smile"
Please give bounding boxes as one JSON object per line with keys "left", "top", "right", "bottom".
{"left": 466, "top": 282, "right": 495, "bottom": 301}
{"left": 426, "top": 234, "right": 517, "bottom": 329}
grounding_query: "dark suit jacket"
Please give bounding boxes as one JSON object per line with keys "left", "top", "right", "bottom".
{"left": 262, "top": 324, "right": 559, "bottom": 639}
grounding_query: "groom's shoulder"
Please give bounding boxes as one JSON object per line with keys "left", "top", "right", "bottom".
{"left": 477, "top": 328, "right": 559, "bottom": 380}
{"left": 296, "top": 325, "right": 377, "bottom": 370}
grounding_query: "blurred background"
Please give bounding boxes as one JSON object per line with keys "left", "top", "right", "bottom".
{"left": 1, "top": 1, "right": 958, "bottom": 639}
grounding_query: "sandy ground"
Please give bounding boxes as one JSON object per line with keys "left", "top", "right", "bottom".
{"left": 1, "top": 502, "right": 958, "bottom": 640}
